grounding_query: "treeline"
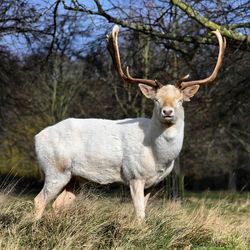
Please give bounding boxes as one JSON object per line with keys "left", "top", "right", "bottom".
{"left": 0, "top": 0, "right": 249, "bottom": 191}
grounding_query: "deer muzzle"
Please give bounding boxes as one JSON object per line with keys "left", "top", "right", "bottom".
{"left": 161, "top": 107, "right": 175, "bottom": 121}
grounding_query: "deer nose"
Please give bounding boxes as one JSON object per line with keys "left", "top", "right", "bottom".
{"left": 161, "top": 107, "right": 174, "bottom": 117}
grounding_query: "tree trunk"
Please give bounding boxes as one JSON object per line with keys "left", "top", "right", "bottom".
{"left": 140, "top": 35, "right": 150, "bottom": 117}
{"left": 165, "top": 158, "right": 184, "bottom": 200}
{"left": 228, "top": 170, "right": 237, "bottom": 191}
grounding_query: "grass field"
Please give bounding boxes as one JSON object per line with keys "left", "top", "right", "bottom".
{"left": 0, "top": 182, "right": 249, "bottom": 250}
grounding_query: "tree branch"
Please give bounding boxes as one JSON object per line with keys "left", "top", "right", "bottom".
{"left": 228, "top": 22, "right": 250, "bottom": 30}
{"left": 62, "top": 0, "right": 250, "bottom": 50}
{"left": 171, "top": 0, "right": 250, "bottom": 46}
{"left": 46, "top": 0, "right": 61, "bottom": 61}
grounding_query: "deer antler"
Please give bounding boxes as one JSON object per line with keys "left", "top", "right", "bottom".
{"left": 178, "top": 30, "right": 226, "bottom": 90}
{"left": 107, "top": 25, "right": 163, "bottom": 88}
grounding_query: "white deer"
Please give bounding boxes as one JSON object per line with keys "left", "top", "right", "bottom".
{"left": 34, "top": 26, "right": 226, "bottom": 220}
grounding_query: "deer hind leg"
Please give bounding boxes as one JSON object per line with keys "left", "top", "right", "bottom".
{"left": 52, "top": 177, "right": 78, "bottom": 211}
{"left": 130, "top": 179, "right": 146, "bottom": 220}
{"left": 34, "top": 189, "right": 47, "bottom": 221}
{"left": 34, "top": 172, "right": 71, "bottom": 220}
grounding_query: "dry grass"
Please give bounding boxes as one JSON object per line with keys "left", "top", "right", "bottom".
{"left": 0, "top": 189, "right": 249, "bottom": 250}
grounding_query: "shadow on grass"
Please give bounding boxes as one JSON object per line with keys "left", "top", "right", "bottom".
{"left": 0, "top": 172, "right": 156, "bottom": 201}
{"left": 0, "top": 173, "right": 43, "bottom": 195}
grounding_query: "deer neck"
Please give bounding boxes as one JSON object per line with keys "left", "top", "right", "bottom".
{"left": 145, "top": 107, "right": 185, "bottom": 164}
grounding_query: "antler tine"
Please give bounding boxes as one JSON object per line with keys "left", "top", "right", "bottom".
{"left": 107, "top": 25, "right": 162, "bottom": 88}
{"left": 175, "top": 74, "right": 190, "bottom": 88}
{"left": 107, "top": 25, "right": 126, "bottom": 80}
{"left": 125, "top": 67, "right": 163, "bottom": 88}
{"left": 179, "top": 30, "right": 226, "bottom": 90}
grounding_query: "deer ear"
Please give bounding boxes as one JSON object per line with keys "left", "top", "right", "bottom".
{"left": 182, "top": 85, "right": 200, "bottom": 101}
{"left": 139, "top": 84, "right": 156, "bottom": 99}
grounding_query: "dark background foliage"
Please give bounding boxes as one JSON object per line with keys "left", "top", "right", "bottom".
{"left": 0, "top": 0, "right": 249, "bottom": 192}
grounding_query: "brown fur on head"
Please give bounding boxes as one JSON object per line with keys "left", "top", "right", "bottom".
{"left": 139, "top": 84, "right": 199, "bottom": 102}
{"left": 139, "top": 84, "right": 199, "bottom": 124}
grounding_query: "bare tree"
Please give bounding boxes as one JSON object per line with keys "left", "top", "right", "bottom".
{"left": 61, "top": 0, "right": 250, "bottom": 50}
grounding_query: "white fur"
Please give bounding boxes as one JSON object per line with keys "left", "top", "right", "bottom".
{"left": 34, "top": 85, "right": 185, "bottom": 220}
{"left": 35, "top": 114, "right": 184, "bottom": 188}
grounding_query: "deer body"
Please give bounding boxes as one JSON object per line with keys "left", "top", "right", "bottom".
{"left": 34, "top": 25, "right": 226, "bottom": 220}
{"left": 35, "top": 103, "right": 184, "bottom": 190}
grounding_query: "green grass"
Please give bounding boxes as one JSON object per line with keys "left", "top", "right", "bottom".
{"left": 0, "top": 188, "right": 249, "bottom": 250}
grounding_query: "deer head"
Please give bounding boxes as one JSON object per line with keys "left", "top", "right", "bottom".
{"left": 107, "top": 25, "right": 226, "bottom": 124}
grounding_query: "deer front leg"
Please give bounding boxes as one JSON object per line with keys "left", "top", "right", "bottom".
{"left": 130, "top": 179, "right": 146, "bottom": 220}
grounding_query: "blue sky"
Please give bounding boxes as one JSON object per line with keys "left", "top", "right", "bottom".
{"left": 1, "top": 0, "right": 249, "bottom": 57}
{"left": 0, "top": 1, "right": 100, "bottom": 56}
